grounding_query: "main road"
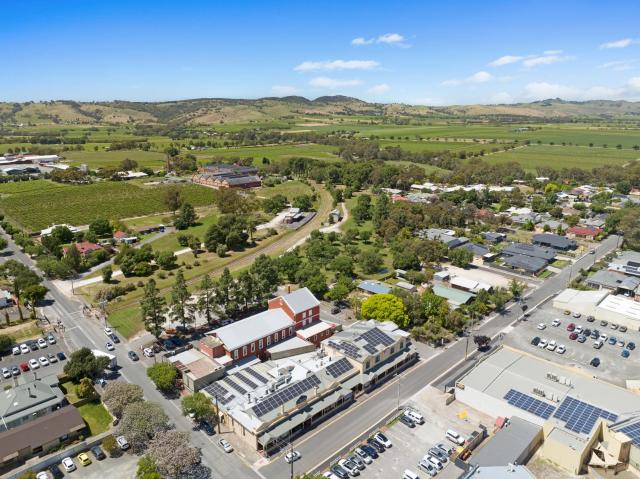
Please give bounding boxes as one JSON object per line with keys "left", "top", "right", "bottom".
{"left": 0, "top": 229, "right": 264, "bottom": 479}
{"left": 261, "top": 234, "right": 620, "bottom": 478}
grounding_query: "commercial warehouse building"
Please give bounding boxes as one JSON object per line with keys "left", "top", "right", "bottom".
{"left": 553, "top": 288, "right": 640, "bottom": 331}
{"left": 455, "top": 347, "right": 640, "bottom": 474}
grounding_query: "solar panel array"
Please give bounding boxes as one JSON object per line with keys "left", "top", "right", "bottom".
{"left": 328, "top": 340, "right": 361, "bottom": 359}
{"left": 504, "top": 389, "right": 556, "bottom": 420}
{"left": 234, "top": 371, "right": 259, "bottom": 389}
{"left": 325, "top": 357, "right": 354, "bottom": 378}
{"left": 223, "top": 377, "right": 247, "bottom": 395}
{"left": 359, "top": 328, "right": 395, "bottom": 348}
{"left": 553, "top": 397, "right": 618, "bottom": 434}
{"left": 203, "top": 383, "right": 235, "bottom": 405}
{"left": 246, "top": 368, "right": 268, "bottom": 384}
{"left": 619, "top": 422, "right": 640, "bottom": 446}
{"left": 252, "top": 375, "right": 321, "bottom": 418}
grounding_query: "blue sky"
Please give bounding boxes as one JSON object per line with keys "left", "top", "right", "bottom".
{"left": 3, "top": 0, "right": 640, "bottom": 104}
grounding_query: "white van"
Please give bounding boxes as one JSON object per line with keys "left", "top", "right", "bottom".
{"left": 404, "top": 409, "right": 425, "bottom": 425}
{"left": 446, "top": 429, "right": 465, "bottom": 446}
{"left": 424, "top": 454, "right": 443, "bottom": 470}
{"left": 402, "top": 470, "right": 420, "bottom": 479}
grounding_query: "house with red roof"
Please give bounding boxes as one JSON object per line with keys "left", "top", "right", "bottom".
{"left": 63, "top": 241, "right": 103, "bottom": 258}
{"left": 566, "top": 226, "right": 603, "bottom": 240}
{"left": 113, "top": 231, "right": 138, "bottom": 244}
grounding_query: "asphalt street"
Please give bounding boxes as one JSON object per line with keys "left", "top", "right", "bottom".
{"left": 0, "top": 229, "right": 263, "bottom": 479}
{"left": 260, "top": 234, "right": 620, "bottom": 478}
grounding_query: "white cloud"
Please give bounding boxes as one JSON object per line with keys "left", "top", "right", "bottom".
{"left": 488, "top": 55, "right": 524, "bottom": 67}
{"left": 522, "top": 54, "right": 571, "bottom": 68}
{"left": 524, "top": 81, "right": 626, "bottom": 101}
{"left": 442, "top": 71, "right": 493, "bottom": 86}
{"left": 600, "top": 38, "right": 637, "bottom": 49}
{"left": 599, "top": 60, "right": 637, "bottom": 71}
{"left": 294, "top": 60, "right": 379, "bottom": 72}
{"left": 271, "top": 85, "right": 297, "bottom": 95}
{"left": 352, "top": 32, "right": 410, "bottom": 47}
{"left": 368, "top": 83, "right": 390, "bottom": 94}
{"left": 309, "top": 77, "right": 362, "bottom": 89}
{"left": 491, "top": 92, "right": 515, "bottom": 103}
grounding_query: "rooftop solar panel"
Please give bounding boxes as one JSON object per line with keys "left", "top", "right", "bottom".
{"left": 358, "top": 328, "right": 395, "bottom": 348}
{"left": 325, "top": 357, "right": 354, "bottom": 379}
{"left": 553, "top": 396, "right": 618, "bottom": 434}
{"left": 203, "top": 383, "right": 235, "bottom": 405}
{"left": 504, "top": 389, "right": 556, "bottom": 420}
{"left": 233, "top": 371, "right": 259, "bottom": 389}
{"left": 619, "top": 422, "right": 640, "bottom": 447}
{"left": 251, "top": 375, "right": 321, "bottom": 418}
{"left": 224, "top": 377, "right": 247, "bottom": 395}
{"left": 246, "top": 368, "right": 268, "bottom": 384}
{"left": 328, "top": 340, "right": 361, "bottom": 359}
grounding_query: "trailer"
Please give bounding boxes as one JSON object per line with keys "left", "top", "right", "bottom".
{"left": 92, "top": 349, "right": 117, "bottom": 369}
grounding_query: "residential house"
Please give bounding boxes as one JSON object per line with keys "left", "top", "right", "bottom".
{"left": 608, "top": 251, "right": 640, "bottom": 278}
{"left": 502, "top": 254, "right": 548, "bottom": 275}
{"left": 585, "top": 270, "right": 640, "bottom": 297}
{"left": 566, "top": 226, "right": 603, "bottom": 240}
{"left": 482, "top": 232, "right": 506, "bottom": 244}
{"left": 63, "top": 241, "right": 102, "bottom": 258}
{"left": 113, "top": 230, "right": 138, "bottom": 244}
{"left": 357, "top": 281, "right": 392, "bottom": 295}
{"left": 432, "top": 284, "right": 475, "bottom": 309}
{"left": 502, "top": 243, "right": 556, "bottom": 262}
{"left": 461, "top": 242, "right": 490, "bottom": 257}
{"left": 416, "top": 228, "right": 468, "bottom": 248}
{"left": 0, "top": 376, "right": 67, "bottom": 431}
{"left": 532, "top": 233, "right": 576, "bottom": 251}
{"left": 450, "top": 276, "right": 492, "bottom": 294}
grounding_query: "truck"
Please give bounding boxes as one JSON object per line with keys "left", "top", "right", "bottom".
{"left": 92, "top": 349, "right": 117, "bottom": 369}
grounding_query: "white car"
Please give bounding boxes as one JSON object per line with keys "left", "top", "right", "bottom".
{"left": 418, "top": 458, "right": 437, "bottom": 476}
{"left": 575, "top": 325, "right": 583, "bottom": 334}
{"left": 143, "top": 347, "right": 154, "bottom": 357}
{"left": 285, "top": 450, "right": 301, "bottom": 463}
{"left": 62, "top": 456, "right": 76, "bottom": 472}
{"left": 47, "top": 334, "right": 56, "bottom": 344}
{"left": 551, "top": 319, "right": 561, "bottom": 327}
{"left": 556, "top": 344, "right": 566, "bottom": 354}
{"left": 104, "top": 327, "right": 113, "bottom": 336}
{"left": 338, "top": 458, "right": 360, "bottom": 476}
{"left": 546, "top": 340, "right": 557, "bottom": 351}
{"left": 599, "top": 334, "right": 608, "bottom": 342}
{"left": 446, "top": 429, "right": 466, "bottom": 446}
{"left": 323, "top": 472, "right": 339, "bottom": 479}
{"left": 116, "top": 435, "right": 130, "bottom": 450}
{"left": 38, "top": 356, "right": 49, "bottom": 366}
{"left": 20, "top": 343, "right": 30, "bottom": 354}
{"left": 354, "top": 447, "right": 373, "bottom": 464}
{"left": 423, "top": 454, "right": 443, "bottom": 470}
{"left": 37, "top": 338, "right": 48, "bottom": 348}
{"left": 106, "top": 342, "right": 115, "bottom": 351}
{"left": 29, "top": 358, "right": 40, "bottom": 369}
{"left": 435, "top": 441, "right": 454, "bottom": 456}
{"left": 12, "top": 346, "right": 20, "bottom": 355}
{"left": 36, "top": 472, "right": 49, "bottom": 479}
{"left": 2, "top": 367, "right": 11, "bottom": 379}
{"left": 538, "top": 338, "right": 548, "bottom": 349}
{"left": 218, "top": 438, "right": 233, "bottom": 453}
{"left": 373, "top": 431, "right": 392, "bottom": 448}
{"left": 537, "top": 323, "right": 546, "bottom": 330}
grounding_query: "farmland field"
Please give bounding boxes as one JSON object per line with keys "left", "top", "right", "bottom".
{"left": 482, "top": 144, "right": 640, "bottom": 171}
{"left": 63, "top": 149, "right": 167, "bottom": 169}
{"left": 192, "top": 143, "right": 340, "bottom": 165}
{"left": 0, "top": 180, "right": 214, "bottom": 231}
{"left": 255, "top": 180, "right": 314, "bottom": 200}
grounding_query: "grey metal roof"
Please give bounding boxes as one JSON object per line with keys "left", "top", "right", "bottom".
{"left": 532, "top": 234, "right": 576, "bottom": 250}
{"left": 463, "top": 243, "right": 490, "bottom": 257}
{"left": 214, "top": 309, "right": 294, "bottom": 351}
{"left": 280, "top": 287, "right": 320, "bottom": 314}
{"left": 463, "top": 465, "right": 536, "bottom": 479}
{"left": 502, "top": 254, "right": 548, "bottom": 273}
{"left": 502, "top": 243, "right": 556, "bottom": 261}
{"left": 470, "top": 417, "right": 541, "bottom": 467}
{"left": 586, "top": 270, "right": 640, "bottom": 291}
{"left": 482, "top": 232, "right": 505, "bottom": 243}
{"left": 0, "top": 377, "right": 64, "bottom": 426}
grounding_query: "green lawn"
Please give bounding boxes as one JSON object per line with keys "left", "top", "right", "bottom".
{"left": 63, "top": 149, "right": 167, "bottom": 169}
{"left": 0, "top": 180, "right": 215, "bottom": 231}
{"left": 78, "top": 402, "right": 112, "bottom": 436}
{"left": 481, "top": 144, "right": 640, "bottom": 171}
{"left": 148, "top": 211, "right": 220, "bottom": 251}
{"left": 551, "top": 259, "right": 570, "bottom": 268}
{"left": 256, "top": 180, "right": 314, "bottom": 200}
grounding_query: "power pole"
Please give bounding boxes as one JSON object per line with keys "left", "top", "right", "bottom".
{"left": 289, "top": 432, "right": 294, "bottom": 479}
{"left": 214, "top": 394, "right": 221, "bottom": 434}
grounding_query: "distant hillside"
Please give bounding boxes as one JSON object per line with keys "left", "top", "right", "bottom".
{"left": 1, "top": 97, "right": 640, "bottom": 126}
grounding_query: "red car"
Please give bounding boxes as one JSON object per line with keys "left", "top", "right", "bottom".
{"left": 19, "top": 363, "right": 29, "bottom": 372}
{"left": 569, "top": 332, "right": 578, "bottom": 340}
{"left": 566, "top": 323, "right": 576, "bottom": 332}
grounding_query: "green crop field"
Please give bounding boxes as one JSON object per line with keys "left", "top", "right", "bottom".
{"left": 63, "top": 149, "right": 167, "bottom": 169}
{"left": 0, "top": 180, "right": 214, "bottom": 231}
{"left": 378, "top": 139, "right": 492, "bottom": 154}
{"left": 483, "top": 144, "right": 640, "bottom": 171}
{"left": 193, "top": 143, "right": 340, "bottom": 165}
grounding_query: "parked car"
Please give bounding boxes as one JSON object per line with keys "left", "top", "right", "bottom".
{"left": 572, "top": 312, "right": 581, "bottom": 318}
{"left": 323, "top": 472, "right": 339, "bottom": 479}
{"left": 37, "top": 338, "right": 48, "bottom": 349}
{"left": 404, "top": 408, "right": 425, "bottom": 424}
{"left": 418, "top": 458, "right": 438, "bottom": 476}
{"left": 627, "top": 342, "right": 636, "bottom": 350}
{"left": 399, "top": 414, "right": 415, "bottom": 428}
{"left": 143, "top": 347, "right": 154, "bottom": 357}
{"left": 566, "top": 323, "right": 576, "bottom": 331}
{"left": 608, "top": 337, "right": 617, "bottom": 345}
{"left": 285, "top": 450, "right": 301, "bottom": 464}
{"left": 586, "top": 315, "right": 595, "bottom": 322}
{"left": 338, "top": 458, "right": 360, "bottom": 476}
{"left": 111, "top": 334, "right": 120, "bottom": 344}
{"left": 38, "top": 356, "right": 49, "bottom": 367}
{"left": 103, "top": 327, "right": 113, "bottom": 336}
{"left": 556, "top": 344, "right": 566, "bottom": 354}
{"left": 622, "top": 349, "right": 630, "bottom": 359}
{"left": 116, "top": 435, "right": 130, "bottom": 450}
{"left": 403, "top": 470, "right": 421, "bottom": 479}
{"left": 610, "top": 323, "right": 619, "bottom": 330}
{"left": 429, "top": 446, "right": 448, "bottom": 463}
{"left": 1, "top": 367, "right": 10, "bottom": 379}
{"left": 531, "top": 336, "right": 541, "bottom": 346}
{"left": 56, "top": 351, "right": 66, "bottom": 361}
{"left": 575, "top": 325, "right": 583, "bottom": 334}
{"left": 617, "top": 340, "right": 625, "bottom": 348}
{"left": 366, "top": 437, "right": 385, "bottom": 453}
{"left": 435, "top": 441, "right": 454, "bottom": 456}
{"left": 577, "top": 335, "right": 587, "bottom": 343}
{"left": 583, "top": 328, "right": 591, "bottom": 337}
{"left": 446, "top": 429, "right": 466, "bottom": 445}
{"left": 20, "top": 343, "right": 29, "bottom": 354}
{"left": 348, "top": 454, "right": 366, "bottom": 470}
{"left": 551, "top": 319, "right": 561, "bottom": 327}
{"left": 20, "top": 362, "right": 29, "bottom": 372}
{"left": 128, "top": 351, "right": 139, "bottom": 361}
{"left": 12, "top": 346, "right": 20, "bottom": 355}
{"left": 373, "top": 432, "right": 392, "bottom": 448}
{"left": 537, "top": 323, "right": 546, "bottom": 330}
{"left": 200, "top": 420, "right": 215, "bottom": 436}
{"left": 36, "top": 472, "right": 48, "bottom": 479}
{"left": 90, "top": 445, "right": 106, "bottom": 460}
{"left": 106, "top": 342, "right": 115, "bottom": 351}
{"left": 47, "top": 334, "right": 56, "bottom": 344}
{"left": 354, "top": 447, "right": 373, "bottom": 464}
{"left": 48, "top": 353, "right": 58, "bottom": 363}
{"left": 48, "top": 464, "right": 64, "bottom": 479}
{"left": 28, "top": 358, "right": 39, "bottom": 369}
{"left": 360, "top": 444, "right": 379, "bottom": 459}
{"left": 593, "top": 340, "right": 603, "bottom": 349}
{"left": 619, "top": 325, "right": 628, "bottom": 333}
{"left": 424, "top": 454, "right": 444, "bottom": 470}
{"left": 538, "top": 338, "right": 548, "bottom": 348}
{"left": 11, "top": 366, "right": 20, "bottom": 376}
{"left": 600, "top": 320, "right": 608, "bottom": 327}
{"left": 590, "top": 329, "right": 600, "bottom": 339}
{"left": 590, "top": 357, "right": 601, "bottom": 367}
{"left": 569, "top": 332, "right": 578, "bottom": 340}
{"left": 600, "top": 333, "right": 608, "bottom": 342}
{"left": 218, "top": 438, "right": 233, "bottom": 453}
{"left": 61, "top": 457, "right": 76, "bottom": 472}
{"left": 330, "top": 465, "right": 350, "bottom": 479}
{"left": 546, "top": 340, "right": 557, "bottom": 351}
{"left": 28, "top": 341, "right": 38, "bottom": 351}
{"left": 563, "top": 310, "right": 571, "bottom": 315}
{"left": 77, "top": 452, "right": 92, "bottom": 466}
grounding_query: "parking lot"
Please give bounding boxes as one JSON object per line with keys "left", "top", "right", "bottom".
{"left": 0, "top": 333, "right": 69, "bottom": 383}
{"left": 322, "top": 387, "right": 488, "bottom": 479}
{"left": 505, "top": 302, "right": 640, "bottom": 385}
{"left": 36, "top": 450, "right": 137, "bottom": 479}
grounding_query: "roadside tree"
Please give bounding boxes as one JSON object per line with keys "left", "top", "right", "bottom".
{"left": 147, "top": 362, "right": 179, "bottom": 392}
{"left": 102, "top": 381, "right": 144, "bottom": 419}
{"left": 361, "top": 293, "right": 409, "bottom": 328}
{"left": 141, "top": 279, "right": 167, "bottom": 340}
{"left": 146, "top": 430, "right": 202, "bottom": 479}
{"left": 118, "top": 401, "right": 170, "bottom": 454}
